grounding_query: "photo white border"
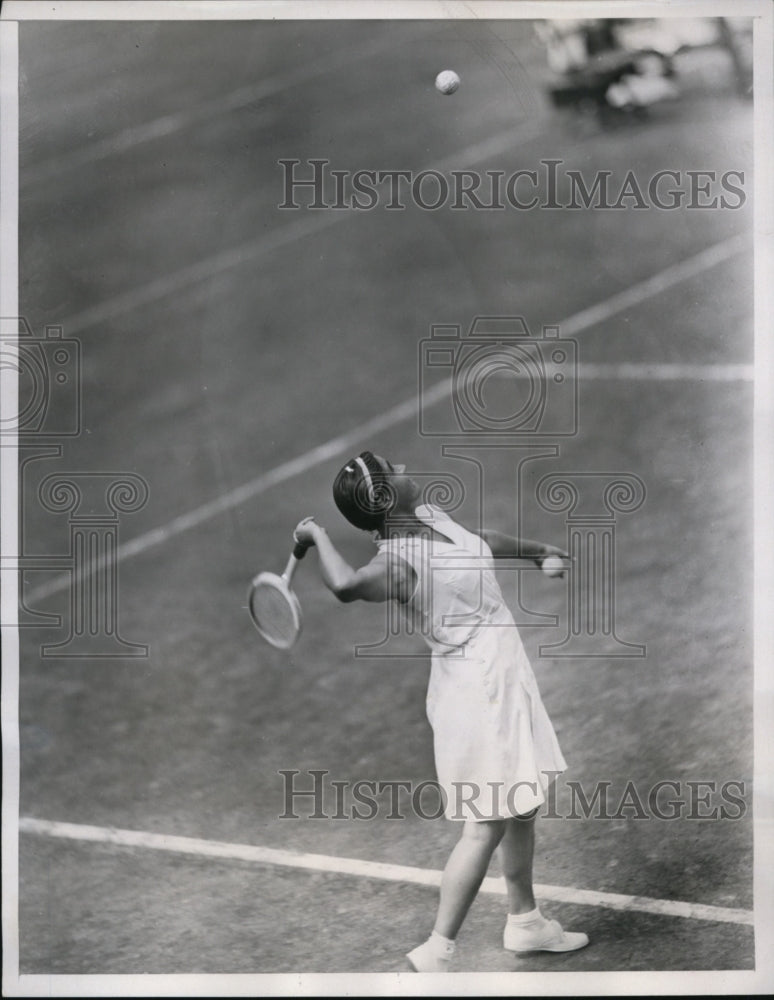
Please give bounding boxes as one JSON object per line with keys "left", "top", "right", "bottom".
{"left": 1, "top": 1, "right": 772, "bottom": 996}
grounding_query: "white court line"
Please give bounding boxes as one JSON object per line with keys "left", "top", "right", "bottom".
{"left": 19, "top": 817, "right": 754, "bottom": 928}
{"left": 577, "top": 361, "right": 753, "bottom": 382}
{"left": 22, "top": 379, "right": 448, "bottom": 602}
{"left": 20, "top": 25, "right": 437, "bottom": 189}
{"left": 59, "top": 141, "right": 739, "bottom": 337}
{"left": 58, "top": 118, "right": 546, "bottom": 337}
{"left": 24, "top": 234, "right": 750, "bottom": 604}
{"left": 558, "top": 233, "right": 748, "bottom": 338}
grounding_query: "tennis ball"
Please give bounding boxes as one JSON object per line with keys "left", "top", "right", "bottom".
{"left": 435, "top": 69, "right": 460, "bottom": 95}
{"left": 541, "top": 555, "right": 565, "bottom": 578}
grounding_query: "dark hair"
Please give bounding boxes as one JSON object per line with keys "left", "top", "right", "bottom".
{"left": 332, "top": 451, "right": 397, "bottom": 531}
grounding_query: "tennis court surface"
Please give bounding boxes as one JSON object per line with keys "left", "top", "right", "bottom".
{"left": 3, "top": 8, "right": 771, "bottom": 996}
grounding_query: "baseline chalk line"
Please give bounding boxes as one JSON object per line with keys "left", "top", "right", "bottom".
{"left": 24, "top": 233, "right": 750, "bottom": 606}
{"left": 19, "top": 817, "right": 754, "bottom": 927}
{"left": 21, "top": 24, "right": 438, "bottom": 189}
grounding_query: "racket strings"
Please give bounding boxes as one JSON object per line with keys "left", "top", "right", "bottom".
{"left": 250, "top": 580, "right": 298, "bottom": 647}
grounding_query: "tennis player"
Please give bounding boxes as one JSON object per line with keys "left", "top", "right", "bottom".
{"left": 293, "top": 451, "right": 588, "bottom": 972}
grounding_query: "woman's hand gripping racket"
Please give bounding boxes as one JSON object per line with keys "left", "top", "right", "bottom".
{"left": 247, "top": 528, "right": 313, "bottom": 650}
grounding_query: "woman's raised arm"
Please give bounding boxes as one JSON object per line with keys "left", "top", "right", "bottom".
{"left": 294, "top": 518, "right": 415, "bottom": 604}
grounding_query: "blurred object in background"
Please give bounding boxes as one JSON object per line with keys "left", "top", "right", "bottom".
{"left": 535, "top": 17, "right": 679, "bottom": 125}
{"left": 714, "top": 17, "right": 754, "bottom": 98}
{"left": 536, "top": 16, "right": 752, "bottom": 127}
{"left": 616, "top": 17, "right": 753, "bottom": 98}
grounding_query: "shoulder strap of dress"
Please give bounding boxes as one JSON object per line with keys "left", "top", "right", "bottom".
{"left": 415, "top": 504, "right": 471, "bottom": 548}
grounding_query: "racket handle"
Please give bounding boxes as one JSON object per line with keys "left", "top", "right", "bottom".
{"left": 283, "top": 542, "right": 309, "bottom": 582}
{"left": 292, "top": 539, "right": 311, "bottom": 561}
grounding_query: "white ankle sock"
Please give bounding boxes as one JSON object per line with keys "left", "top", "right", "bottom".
{"left": 507, "top": 907, "right": 543, "bottom": 926}
{"left": 429, "top": 931, "right": 456, "bottom": 953}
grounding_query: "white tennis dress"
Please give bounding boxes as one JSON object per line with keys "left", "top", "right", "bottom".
{"left": 376, "top": 504, "right": 567, "bottom": 821}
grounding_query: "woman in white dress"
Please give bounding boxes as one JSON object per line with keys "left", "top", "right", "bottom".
{"left": 293, "top": 451, "right": 589, "bottom": 972}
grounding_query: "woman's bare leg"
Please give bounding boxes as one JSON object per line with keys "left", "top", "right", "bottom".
{"left": 498, "top": 811, "right": 537, "bottom": 914}
{"left": 432, "top": 819, "right": 506, "bottom": 939}
{"left": 498, "top": 810, "right": 589, "bottom": 953}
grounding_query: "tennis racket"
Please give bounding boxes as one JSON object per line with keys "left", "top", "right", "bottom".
{"left": 247, "top": 539, "right": 311, "bottom": 649}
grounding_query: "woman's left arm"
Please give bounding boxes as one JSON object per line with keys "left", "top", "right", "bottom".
{"left": 479, "top": 529, "right": 568, "bottom": 565}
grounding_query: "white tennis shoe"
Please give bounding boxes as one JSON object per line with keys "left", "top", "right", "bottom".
{"left": 503, "top": 916, "right": 589, "bottom": 953}
{"left": 406, "top": 936, "right": 455, "bottom": 972}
